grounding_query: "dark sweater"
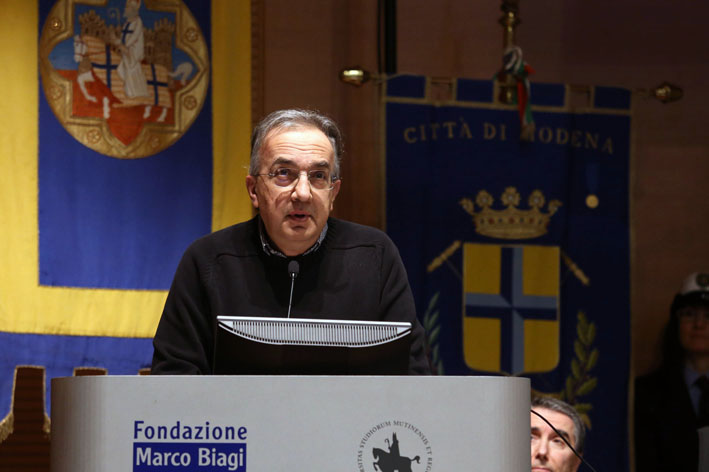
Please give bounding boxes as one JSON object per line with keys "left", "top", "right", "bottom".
{"left": 634, "top": 367, "right": 698, "bottom": 471}
{"left": 151, "top": 217, "right": 430, "bottom": 375}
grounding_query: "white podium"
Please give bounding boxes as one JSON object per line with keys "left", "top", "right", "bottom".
{"left": 51, "top": 376, "right": 530, "bottom": 471}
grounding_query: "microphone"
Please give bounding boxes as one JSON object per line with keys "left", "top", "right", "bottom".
{"left": 286, "top": 260, "right": 299, "bottom": 319}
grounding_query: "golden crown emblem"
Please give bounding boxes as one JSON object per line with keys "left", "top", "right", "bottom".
{"left": 459, "top": 187, "right": 562, "bottom": 240}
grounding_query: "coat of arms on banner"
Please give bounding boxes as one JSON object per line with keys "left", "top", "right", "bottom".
{"left": 462, "top": 242, "right": 559, "bottom": 375}
{"left": 385, "top": 75, "right": 631, "bottom": 470}
{"left": 431, "top": 187, "right": 562, "bottom": 375}
{"left": 39, "top": 0, "right": 209, "bottom": 158}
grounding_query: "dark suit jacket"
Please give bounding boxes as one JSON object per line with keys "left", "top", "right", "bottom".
{"left": 635, "top": 367, "right": 698, "bottom": 472}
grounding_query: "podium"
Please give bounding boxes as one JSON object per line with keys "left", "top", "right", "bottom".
{"left": 51, "top": 376, "right": 530, "bottom": 471}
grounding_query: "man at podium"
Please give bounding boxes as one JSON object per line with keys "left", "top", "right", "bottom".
{"left": 151, "top": 109, "right": 430, "bottom": 375}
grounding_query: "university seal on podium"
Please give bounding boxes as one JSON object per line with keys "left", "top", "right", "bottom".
{"left": 39, "top": 0, "right": 209, "bottom": 158}
{"left": 357, "top": 421, "right": 433, "bottom": 472}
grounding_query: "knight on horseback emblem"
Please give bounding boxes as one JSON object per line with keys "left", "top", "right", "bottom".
{"left": 372, "top": 433, "right": 421, "bottom": 472}
{"left": 112, "top": 0, "right": 150, "bottom": 100}
{"left": 39, "top": 0, "right": 209, "bottom": 158}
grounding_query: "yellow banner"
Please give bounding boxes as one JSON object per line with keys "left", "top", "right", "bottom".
{"left": 0, "top": 0, "right": 251, "bottom": 338}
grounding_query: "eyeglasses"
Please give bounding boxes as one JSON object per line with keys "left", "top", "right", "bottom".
{"left": 256, "top": 167, "right": 338, "bottom": 190}
{"left": 678, "top": 307, "right": 709, "bottom": 323}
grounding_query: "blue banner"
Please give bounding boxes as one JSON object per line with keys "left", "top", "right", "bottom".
{"left": 39, "top": 0, "right": 212, "bottom": 290}
{"left": 385, "top": 76, "right": 631, "bottom": 471}
{"left": 0, "top": 0, "right": 221, "bottom": 419}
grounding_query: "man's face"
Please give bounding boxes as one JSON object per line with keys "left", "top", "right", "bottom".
{"left": 678, "top": 304, "right": 709, "bottom": 356}
{"left": 530, "top": 408, "right": 581, "bottom": 472}
{"left": 246, "top": 126, "right": 340, "bottom": 257}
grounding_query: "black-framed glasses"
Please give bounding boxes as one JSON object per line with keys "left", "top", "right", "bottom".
{"left": 678, "top": 306, "right": 709, "bottom": 323}
{"left": 256, "top": 167, "right": 338, "bottom": 190}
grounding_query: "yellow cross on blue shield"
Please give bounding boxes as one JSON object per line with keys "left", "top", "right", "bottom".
{"left": 462, "top": 243, "right": 560, "bottom": 374}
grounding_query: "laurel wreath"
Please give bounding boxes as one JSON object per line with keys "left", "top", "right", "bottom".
{"left": 423, "top": 292, "right": 445, "bottom": 375}
{"left": 559, "top": 311, "right": 599, "bottom": 428}
{"left": 423, "top": 290, "right": 597, "bottom": 428}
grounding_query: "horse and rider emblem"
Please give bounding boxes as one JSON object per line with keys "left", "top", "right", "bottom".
{"left": 39, "top": 0, "right": 209, "bottom": 158}
{"left": 372, "top": 433, "right": 421, "bottom": 472}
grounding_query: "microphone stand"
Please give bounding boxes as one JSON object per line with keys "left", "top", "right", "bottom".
{"left": 287, "top": 260, "right": 299, "bottom": 318}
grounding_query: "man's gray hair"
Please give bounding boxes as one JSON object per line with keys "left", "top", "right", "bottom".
{"left": 249, "top": 109, "right": 343, "bottom": 178}
{"left": 531, "top": 395, "right": 586, "bottom": 454}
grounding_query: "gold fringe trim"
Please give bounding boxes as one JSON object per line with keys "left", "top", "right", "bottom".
{"left": 1, "top": 365, "right": 49, "bottom": 441}
{"left": 43, "top": 413, "right": 51, "bottom": 437}
{"left": 0, "top": 412, "right": 13, "bottom": 443}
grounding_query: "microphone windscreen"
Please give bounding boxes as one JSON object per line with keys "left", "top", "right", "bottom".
{"left": 288, "top": 260, "right": 300, "bottom": 277}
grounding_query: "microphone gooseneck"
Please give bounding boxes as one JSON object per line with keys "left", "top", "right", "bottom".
{"left": 287, "top": 260, "right": 300, "bottom": 319}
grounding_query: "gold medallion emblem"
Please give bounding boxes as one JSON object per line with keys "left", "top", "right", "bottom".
{"left": 39, "top": 0, "right": 209, "bottom": 159}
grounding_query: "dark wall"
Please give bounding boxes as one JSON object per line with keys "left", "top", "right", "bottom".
{"left": 257, "top": 0, "right": 709, "bottom": 376}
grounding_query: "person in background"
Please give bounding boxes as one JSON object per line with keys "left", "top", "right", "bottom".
{"left": 635, "top": 272, "right": 709, "bottom": 471}
{"left": 530, "top": 395, "right": 584, "bottom": 472}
